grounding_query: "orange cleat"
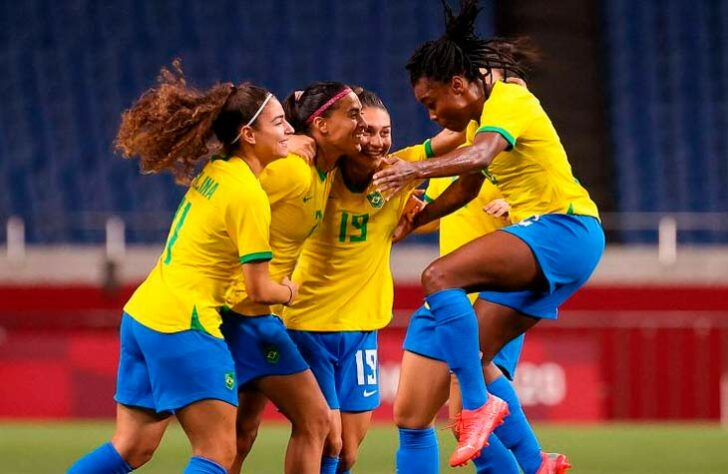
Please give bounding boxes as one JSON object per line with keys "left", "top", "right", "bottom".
{"left": 448, "top": 395, "right": 510, "bottom": 467}
{"left": 536, "top": 452, "right": 572, "bottom": 474}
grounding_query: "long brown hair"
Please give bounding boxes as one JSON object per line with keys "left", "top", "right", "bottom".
{"left": 115, "top": 60, "right": 270, "bottom": 184}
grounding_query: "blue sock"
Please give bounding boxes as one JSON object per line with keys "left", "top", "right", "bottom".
{"left": 426, "top": 289, "right": 488, "bottom": 409}
{"left": 472, "top": 434, "right": 520, "bottom": 473}
{"left": 321, "top": 455, "right": 339, "bottom": 474}
{"left": 338, "top": 470, "right": 351, "bottom": 474}
{"left": 183, "top": 456, "right": 227, "bottom": 474}
{"left": 67, "top": 442, "right": 133, "bottom": 473}
{"left": 395, "top": 427, "right": 439, "bottom": 474}
{"left": 488, "top": 376, "right": 542, "bottom": 474}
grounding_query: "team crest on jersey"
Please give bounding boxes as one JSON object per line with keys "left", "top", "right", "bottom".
{"left": 263, "top": 345, "right": 281, "bottom": 364}
{"left": 367, "top": 190, "right": 385, "bottom": 209}
{"left": 224, "top": 372, "right": 236, "bottom": 390}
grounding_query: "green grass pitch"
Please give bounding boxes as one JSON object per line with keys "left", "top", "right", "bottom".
{"left": 2, "top": 421, "right": 728, "bottom": 473}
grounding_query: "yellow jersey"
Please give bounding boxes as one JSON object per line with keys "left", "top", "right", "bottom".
{"left": 282, "top": 145, "right": 427, "bottom": 331}
{"left": 425, "top": 121, "right": 508, "bottom": 302}
{"left": 225, "top": 154, "right": 335, "bottom": 316}
{"left": 124, "top": 156, "right": 272, "bottom": 338}
{"left": 477, "top": 80, "right": 599, "bottom": 223}
{"left": 424, "top": 177, "right": 505, "bottom": 257}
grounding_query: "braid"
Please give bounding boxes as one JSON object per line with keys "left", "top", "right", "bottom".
{"left": 406, "top": 0, "right": 535, "bottom": 84}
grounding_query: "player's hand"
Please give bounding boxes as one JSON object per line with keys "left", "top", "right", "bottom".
{"left": 392, "top": 194, "right": 425, "bottom": 243}
{"left": 281, "top": 276, "right": 299, "bottom": 306}
{"left": 287, "top": 134, "right": 317, "bottom": 164}
{"left": 392, "top": 213, "right": 416, "bottom": 243}
{"left": 373, "top": 156, "right": 420, "bottom": 197}
{"left": 483, "top": 198, "right": 510, "bottom": 218}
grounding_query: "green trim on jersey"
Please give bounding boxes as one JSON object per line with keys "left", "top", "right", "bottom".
{"left": 476, "top": 125, "right": 516, "bottom": 150}
{"left": 424, "top": 138, "right": 435, "bottom": 158}
{"left": 190, "top": 306, "right": 207, "bottom": 332}
{"left": 240, "top": 251, "right": 273, "bottom": 263}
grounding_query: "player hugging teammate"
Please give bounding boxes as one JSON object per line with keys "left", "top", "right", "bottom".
{"left": 67, "top": 1, "right": 602, "bottom": 473}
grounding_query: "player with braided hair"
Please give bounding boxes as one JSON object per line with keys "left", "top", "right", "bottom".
{"left": 375, "top": 1, "right": 603, "bottom": 470}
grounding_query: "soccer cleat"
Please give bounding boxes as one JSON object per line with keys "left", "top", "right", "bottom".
{"left": 448, "top": 395, "right": 510, "bottom": 467}
{"left": 536, "top": 452, "right": 572, "bottom": 474}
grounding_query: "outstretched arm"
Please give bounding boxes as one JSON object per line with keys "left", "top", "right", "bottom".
{"left": 374, "top": 132, "right": 508, "bottom": 195}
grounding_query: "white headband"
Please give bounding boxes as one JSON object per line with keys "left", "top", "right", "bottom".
{"left": 231, "top": 93, "right": 273, "bottom": 144}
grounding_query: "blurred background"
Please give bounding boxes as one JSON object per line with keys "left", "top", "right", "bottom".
{"left": 1, "top": 0, "right": 727, "bottom": 472}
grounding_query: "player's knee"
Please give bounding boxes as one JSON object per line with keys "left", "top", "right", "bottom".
{"left": 207, "top": 439, "right": 237, "bottom": 470}
{"left": 190, "top": 433, "right": 236, "bottom": 469}
{"left": 324, "top": 434, "right": 343, "bottom": 457}
{"left": 421, "top": 261, "right": 451, "bottom": 294}
{"left": 293, "top": 406, "right": 330, "bottom": 441}
{"left": 339, "top": 448, "right": 358, "bottom": 472}
{"left": 111, "top": 437, "right": 157, "bottom": 468}
{"left": 393, "top": 400, "right": 430, "bottom": 429}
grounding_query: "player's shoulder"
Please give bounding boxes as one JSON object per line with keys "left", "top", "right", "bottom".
{"left": 260, "top": 154, "right": 311, "bottom": 195}
{"left": 393, "top": 144, "right": 427, "bottom": 163}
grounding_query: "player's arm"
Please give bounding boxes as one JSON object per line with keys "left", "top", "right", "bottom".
{"left": 242, "top": 262, "right": 298, "bottom": 306}
{"left": 393, "top": 173, "right": 484, "bottom": 242}
{"left": 428, "top": 128, "right": 467, "bottom": 156}
{"left": 413, "top": 173, "right": 485, "bottom": 229}
{"left": 374, "top": 132, "right": 508, "bottom": 194}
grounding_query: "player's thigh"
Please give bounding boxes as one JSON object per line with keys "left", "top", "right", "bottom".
{"left": 111, "top": 403, "right": 171, "bottom": 460}
{"left": 422, "top": 230, "right": 547, "bottom": 294}
{"left": 393, "top": 351, "right": 451, "bottom": 429}
{"left": 258, "top": 370, "right": 330, "bottom": 431}
{"left": 176, "top": 399, "right": 237, "bottom": 457}
{"left": 474, "top": 298, "right": 539, "bottom": 363}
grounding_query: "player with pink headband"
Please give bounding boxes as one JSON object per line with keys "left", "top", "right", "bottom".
{"left": 221, "top": 82, "right": 367, "bottom": 474}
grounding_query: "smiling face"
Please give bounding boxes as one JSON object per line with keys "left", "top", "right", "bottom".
{"left": 244, "top": 97, "right": 294, "bottom": 164}
{"left": 413, "top": 75, "right": 482, "bottom": 132}
{"left": 314, "top": 92, "right": 367, "bottom": 155}
{"left": 360, "top": 106, "right": 392, "bottom": 159}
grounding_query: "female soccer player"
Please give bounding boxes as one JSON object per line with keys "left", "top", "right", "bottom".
{"left": 400, "top": 120, "right": 569, "bottom": 474}
{"left": 281, "top": 88, "right": 465, "bottom": 474}
{"left": 68, "top": 63, "right": 297, "bottom": 474}
{"left": 374, "top": 0, "right": 604, "bottom": 469}
{"left": 221, "top": 82, "right": 368, "bottom": 474}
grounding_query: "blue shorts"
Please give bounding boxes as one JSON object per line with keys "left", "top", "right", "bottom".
{"left": 220, "top": 311, "right": 309, "bottom": 388}
{"left": 114, "top": 313, "right": 238, "bottom": 413}
{"left": 288, "top": 330, "right": 380, "bottom": 412}
{"left": 403, "top": 306, "right": 524, "bottom": 380}
{"left": 480, "top": 214, "right": 605, "bottom": 320}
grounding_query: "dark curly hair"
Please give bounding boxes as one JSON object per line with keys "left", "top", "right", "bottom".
{"left": 406, "top": 0, "right": 539, "bottom": 85}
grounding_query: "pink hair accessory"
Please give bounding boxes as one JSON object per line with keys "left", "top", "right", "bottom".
{"left": 305, "top": 88, "right": 353, "bottom": 124}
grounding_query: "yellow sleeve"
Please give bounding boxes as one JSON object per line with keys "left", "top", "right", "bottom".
{"left": 477, "top": 82, "right": 538, "bottom": 150}
{"left": 225, "top": 188, "right": 273, "bottom": 263}
{"left": 260, "top": 155, "right": 310, "bottom": 205}
{"left": 393, "top": 143, "right": 430, "bottom": 163}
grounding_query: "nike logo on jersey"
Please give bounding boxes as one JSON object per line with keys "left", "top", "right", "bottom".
{"left": 363, "top": 389, "right": 378, "bottom": 398}
{"left": 303, "top": 195, "right": 313, "bottom": 203}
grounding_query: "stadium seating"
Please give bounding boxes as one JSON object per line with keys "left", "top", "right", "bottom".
{"left": 0, "top": 0, "right": 494, "bottom": 243}
{"left": 602, "top": 0, "right": 728, "bottom": 242}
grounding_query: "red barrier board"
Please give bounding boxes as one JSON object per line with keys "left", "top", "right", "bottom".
{"left": 0, "top": 284, "right": 727, "bottom": 421}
